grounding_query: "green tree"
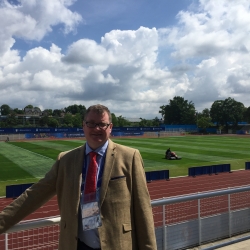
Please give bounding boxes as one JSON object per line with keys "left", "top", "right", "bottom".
{"left": 152, "top": 117, "right": 160, "bottom": 126}
{"left": 111, "top": 113, "right": 118, "bottom": 127}
{"left": 1, "top": 104, "right": 11, "bottom": 115}
{"left": 79, "top": 105, "right": 86, "bottom": 117}
{"left": 201, "top": 108, "right": 210, "bottom": 118}
{"left": 63, "top": 113, "right": 73, "bottom": 127}
{"left": 5, "top": 113, "right": 18, "bottom": 127}
{"left": 47, "top": 117, "right": 59, "bottom": 127}
{"left": 160, "top": 96, "right": 196, "bottom": 124}
{"left": 117, "top": 116, "right": 129, "bottom": 127}
{"left": 210, "top": 97, "right": 245, "bottom": 129}
{"left": 0, "top": 121, "right": 6, "bottom": 127}
{"left": 53, "top": 109, "right": 63, "bottom": 117}
{"left": 13, "top": 108, "right": 24, "bottom": 115}
{"left": 43, "top": 109, "right": 53, "bottom": 116}
{"left": 39, "top": 116, "right": 49, "bottom": 127}
{"left": 24, "top": 104, "right": 34, "bottom": 109}
{"left": 24, "top": 120, "right": 30, "bottom": 126}
{"left": 65, "top": 104, "right": 86, "bottom": 115}
{"left": 72, "top": 113, "right": 82, "bottom": 127}
{"left": 210, "top": 100, "right": 223, "bottom": 126}
{"left": 139, "top": 118, "right": 154, "bottom": 127}
{"left": 139, "top": 118, "right": 147, "bottom": 127}
{"left": 197, "top": 117, "right": 213, "bottom": 132}
{"left": 243, "top": 106, "right": 250, "bottom": 123}
{"left": 159, "top": 105, "right": 166, "bottom": 119}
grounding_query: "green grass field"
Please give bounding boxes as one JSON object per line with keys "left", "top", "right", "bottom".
{"left": 0, "top": 135, "right": 250, "bottom": 196}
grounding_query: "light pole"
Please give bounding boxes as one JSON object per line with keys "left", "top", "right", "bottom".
{"left": 196, "top": 112, "right": 199, "bottom": 133}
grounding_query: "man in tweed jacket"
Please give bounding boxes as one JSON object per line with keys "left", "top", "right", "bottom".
{"left": 0, "top": 104, "right": 157, "bottom": 250}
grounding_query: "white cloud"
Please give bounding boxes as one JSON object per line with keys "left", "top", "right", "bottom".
{"left": 158, "top": 0, "right": 250, "bottom": 111}
{"left": 63, "top": 39, "right": 109, "bottom": 65}
{"left": 0, "top": 0, "right": 82, "bottom": 55}
{"left": 1, "top": 0, "right": 250, "bottom": 118}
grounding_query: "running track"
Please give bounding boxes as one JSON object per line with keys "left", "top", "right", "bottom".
{"left": 1, "top": 170, "right": 250, "bottom": 249}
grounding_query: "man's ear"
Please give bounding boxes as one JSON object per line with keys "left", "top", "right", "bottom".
{"left": 109, "top": 123, "right": 113, "bottom": 132}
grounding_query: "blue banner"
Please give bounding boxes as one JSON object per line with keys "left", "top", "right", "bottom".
{"left": 0, "top": 126, "right": 163, "bottom": 134}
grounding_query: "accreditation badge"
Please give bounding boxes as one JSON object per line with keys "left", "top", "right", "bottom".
{"left": 81, "top": 189, "right": 102, "bottom": 231}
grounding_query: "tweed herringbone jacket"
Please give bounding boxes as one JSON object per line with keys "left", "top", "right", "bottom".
{"left": 0, "top": 140, "right": 157, "bottom": 250}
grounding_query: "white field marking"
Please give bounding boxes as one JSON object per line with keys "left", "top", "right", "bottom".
{"left": 134, "top": 146, "right": 234, "bottom": 162}
{"left": 28, "top": 141, "right": 80, "bottom": 152}
{"left": 113, "top": 139, "right": 250, "bottom": 154}
{"left": 0, "top": 177, "right": 40, "bottom": 183}
{"left": 1, "top": 143, "right": 54, "bottom": 178}
{"left": 6, "top": 143, "right": 54, "bottom": 161}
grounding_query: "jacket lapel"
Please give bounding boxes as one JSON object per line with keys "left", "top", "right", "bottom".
{"left": 73, "top": 145, "right": 85, "bottom": 214}
{"left": 99, "top": 140, "right": 116, "bottom": 207}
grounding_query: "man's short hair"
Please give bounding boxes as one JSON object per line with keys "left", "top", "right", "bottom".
{"left": 84, "top": 104, "right": 112, "bottom": 123}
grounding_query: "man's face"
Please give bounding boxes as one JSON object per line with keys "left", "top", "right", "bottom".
{"left": 83, "top": 110, "right": 113, "bottom": 150}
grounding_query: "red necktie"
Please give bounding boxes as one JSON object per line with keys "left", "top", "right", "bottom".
{"left": 84, "top": 152, "right": 98, "bottom": 194}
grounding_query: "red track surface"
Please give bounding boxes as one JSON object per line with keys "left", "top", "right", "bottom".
{"left": 1, "top": 170, "right": 250, "bottom": 249}
{"left": 148, "top": 170, "right": 250, "bottom": 227}
{"left": 148, "top": 170, "right": 250, "bottom": 199}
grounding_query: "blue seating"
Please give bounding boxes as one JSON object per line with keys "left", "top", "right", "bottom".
{"left": 146, "top": 170, "right": 169, "bottom": 182}
{"left": 6, "top": 183, "right": 34, "bottom": 198}
{"left": 188, "top": 164, "right": 231, "bottom": 177}
{"left": 245, "top": 162, "right": 250, "bottom": 170}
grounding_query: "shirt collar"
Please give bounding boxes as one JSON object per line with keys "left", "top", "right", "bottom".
{"left": 85, "top": 140, "right": 109, "bottom": 156}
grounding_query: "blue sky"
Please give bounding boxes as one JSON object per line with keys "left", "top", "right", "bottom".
{"left": 1, "top": 0, "right": 250, "bottom": 118}
{"left": 13, "top": 0, "right": 193, "bottom": 55}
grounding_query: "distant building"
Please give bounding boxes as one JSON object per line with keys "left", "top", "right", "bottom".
{"left": 24, "top": 108, "right": 42, "bottom": 116}
{"left": 125, "top": 118, "right": 141, "bottom": 123}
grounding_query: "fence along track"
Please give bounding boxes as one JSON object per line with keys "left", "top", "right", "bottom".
{"left": 1, "top": 186, "right": 250, "bottom": 250}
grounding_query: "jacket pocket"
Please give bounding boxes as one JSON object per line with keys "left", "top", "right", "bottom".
{"left": 122, "top": 223, "right": 133, "bottom": 249}
{"left": 123, "top": 223, "right": 132, "bottom": 232}
{"left": 110, "top": 175, "right": 126, "bottom": 180}
{"left": 106, "top": 177, "right": 130, "bottom": 211}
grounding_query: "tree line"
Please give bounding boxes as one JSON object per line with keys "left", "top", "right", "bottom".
{"left": 0, "top": 104, "right": 160, "bottom": 128}
{"left": 159, "top": 96, "right": 250, "bottom": 131}
{"left": 1, "top": 96, "right": 250, "bottom": 129}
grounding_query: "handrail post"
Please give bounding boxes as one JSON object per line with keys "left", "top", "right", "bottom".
{"left": 228, "top": 193, "right": 231, "bottom": 237}
{"left": 163, "top": 204, "right": 167, "bottom": 250}
{"left": 198, "top": 198, "right": 201, "bottom": 245}
{"left": 5, "top": 233, "right": 8, "bottom": 250}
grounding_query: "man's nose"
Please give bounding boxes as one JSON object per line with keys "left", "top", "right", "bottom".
{"left": 94, "top": 125, "right": 101, "bottom": 130}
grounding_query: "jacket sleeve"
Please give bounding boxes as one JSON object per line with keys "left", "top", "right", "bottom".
{"left": 0, "top": 153, "right": 62, "bottom": 234}
{"left": 132, "top": 150, "right": 157, "bottom": 250}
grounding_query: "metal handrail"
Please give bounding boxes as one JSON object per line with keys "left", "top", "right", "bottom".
{"left": 6, "top": 216, "right": 60, "bottom": 233}
{"left": 4, "top": 185, "right": 250, "bottom": 250}
{"left": 5, "top": 185, "right": 250, "bottom": 233}
{"left": 151, "top": 185, "right": 250, "bottom": 206}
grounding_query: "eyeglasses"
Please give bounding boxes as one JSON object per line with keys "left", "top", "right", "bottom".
{"left": 85, "top": 121, "right": 111, "bottom": 130}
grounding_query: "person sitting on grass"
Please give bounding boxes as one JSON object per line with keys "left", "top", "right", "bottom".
{"left": 165, "top": 148, "right": 179, "bottom": 159}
